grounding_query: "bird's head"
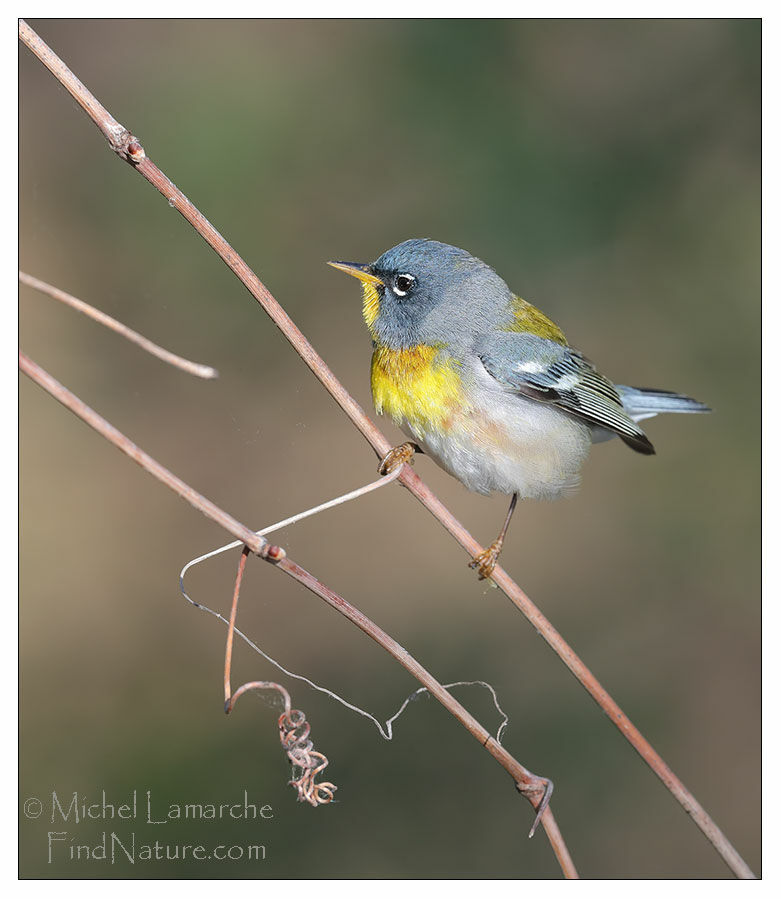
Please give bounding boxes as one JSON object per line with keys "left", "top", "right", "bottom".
{"left": 329, "top": 239, "right": 512, "bottom": 351}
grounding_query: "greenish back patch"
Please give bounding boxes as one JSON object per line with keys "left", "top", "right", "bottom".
{"left": 504, "top": 295, "right": 568, "bottom": 345}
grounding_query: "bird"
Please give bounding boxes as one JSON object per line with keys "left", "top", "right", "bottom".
{"left": 328, "top": 239, "right": 710, "bottom": 580}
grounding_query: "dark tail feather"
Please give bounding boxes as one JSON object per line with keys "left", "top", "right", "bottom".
{"left": 619, "top": 430, "right": 656, "bottom": 455}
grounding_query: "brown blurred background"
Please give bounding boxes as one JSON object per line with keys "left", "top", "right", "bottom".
{"left": 20, "top": 19, "right": 759, "bottom": 878}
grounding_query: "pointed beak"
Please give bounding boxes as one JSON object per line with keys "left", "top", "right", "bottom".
{"left": 327, "top": 260, "right": 384, "bottom": 286}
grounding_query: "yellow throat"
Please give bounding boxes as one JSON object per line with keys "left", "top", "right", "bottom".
{"left": 356, "top": 281, "right": 463, "bottom": 432}
{"left": 370, "top": 343, "right": 464, "bottom": 433}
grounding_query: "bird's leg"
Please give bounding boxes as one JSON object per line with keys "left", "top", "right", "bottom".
{"left": 469, "top": 493, "right": 518, "bottom": 581}
{"left": 378, "top": 442, "right": 422, "bottom": 476}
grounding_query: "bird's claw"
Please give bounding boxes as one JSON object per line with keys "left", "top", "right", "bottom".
{"left": 378, "top": 442, "right": 417, "bottom": 476}
{"left": 468, "top": 542, "right": 501, "bottom": 581}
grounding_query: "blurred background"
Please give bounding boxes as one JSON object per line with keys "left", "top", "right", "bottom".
{"left": 19, "top": 19, "right": 759, "bottom": 878}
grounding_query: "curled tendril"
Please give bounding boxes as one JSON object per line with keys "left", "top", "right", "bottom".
{"left": 227, "top": 681, "right": 336, "bottom": 807}
{"left": 279, "top": 708, "right": 337, "bottom": 806}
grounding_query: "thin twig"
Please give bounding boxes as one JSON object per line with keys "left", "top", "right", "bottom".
{"left": 224, "top": 545, "right": 251, "bottom": 707}
{"left": 19, "top": 350, "right": 575, "bottom": 877}
{"left": 181, "top": 465, "right": 405, "bottom": 584}
{"left": 20, "top": 271, "right": 218, "bottom": 379}
{"left": 19, "top": 20, "right": 139, "bottom": 162}
{"left": 18, "top": 19, "right": 754, "bottom": 878}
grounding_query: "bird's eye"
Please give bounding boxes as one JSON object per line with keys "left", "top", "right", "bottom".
{"left": 392, "top": 273, "right": 416, "bottom": 297}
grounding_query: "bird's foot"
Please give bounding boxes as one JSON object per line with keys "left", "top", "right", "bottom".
{"left": 378, "top": 442, "right": 418, "bottom": 476}
{"left": 468, "top": 540, "right": 503, "bottom": 581}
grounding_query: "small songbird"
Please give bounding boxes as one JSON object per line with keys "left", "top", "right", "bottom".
{"left": 329, "top": 239, "right": 709, "bottom": 580}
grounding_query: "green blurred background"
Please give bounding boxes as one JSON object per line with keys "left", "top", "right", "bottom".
{"left": 20, "top": 19, "right": 759, "bottom": 878}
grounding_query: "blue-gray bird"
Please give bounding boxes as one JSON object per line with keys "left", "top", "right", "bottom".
{"left": 329, "top": 239, "right": 710, "bottom": 579}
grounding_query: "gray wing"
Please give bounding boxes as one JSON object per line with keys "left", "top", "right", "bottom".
{"left": 477, "top": 332, "right": 655, "bottom": 455}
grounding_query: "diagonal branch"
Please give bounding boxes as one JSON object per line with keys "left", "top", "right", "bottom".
{"left": 18, "top": 19, "right": 755, "bottom": 879}
{"left": 19, "top": 349, "right": 577, "bottom": 878}
{"left": 20, "top": 271, "right": 218, "bottom": 379}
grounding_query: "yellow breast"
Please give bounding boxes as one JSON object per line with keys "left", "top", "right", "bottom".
{"left": 371, "top": 344, "right": 465, "bottom": 432}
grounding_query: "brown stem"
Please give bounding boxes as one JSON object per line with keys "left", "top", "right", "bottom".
{"left": 18, "top": 19, "right": 754, "bottom": 879}
{"left": 20, "top": 271, "right": 218, "bottom": 379}
{"left": 19, "top": 350, "right": 576, "bottom": 878}
{"left": 18, "top": 19, "right": 139, "bottom": 161}
{"left": 224, "top": 545, "right": 251, "bottom": 707}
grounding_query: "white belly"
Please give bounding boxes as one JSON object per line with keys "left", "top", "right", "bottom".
{"left": 402, "top": 370, "right": 592, "bottom": 499}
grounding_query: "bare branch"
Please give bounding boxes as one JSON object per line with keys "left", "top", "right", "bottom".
{"left": 20, "top": 271, "right": 218, "bottom": 379}
{"left": 19, "top": 19, "right": 141, "bottom": 162}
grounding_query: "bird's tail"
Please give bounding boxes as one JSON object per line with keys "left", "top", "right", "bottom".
{"left": 617, "top": 386, "right": 711, "bottom": 423}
